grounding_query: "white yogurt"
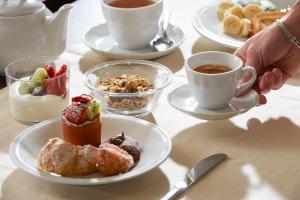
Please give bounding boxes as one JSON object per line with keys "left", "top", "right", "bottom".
{"left": 9, "top": 81, "right": 69, "bottom": 123}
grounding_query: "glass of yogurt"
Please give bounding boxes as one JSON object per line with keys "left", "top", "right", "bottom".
{"left": 5, "top": 57, "right": 70, "bottom": 124}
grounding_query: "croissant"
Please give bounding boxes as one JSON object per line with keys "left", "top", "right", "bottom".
{"left": 37, "top": 138, "right": 99, "bottom": 176}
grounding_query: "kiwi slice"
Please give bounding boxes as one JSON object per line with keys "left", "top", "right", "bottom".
{"left": 19, "top": 82, "right": 36, "bottom": 95}
{"left": 86, "top": 100, "right": 100, "bottom": 120}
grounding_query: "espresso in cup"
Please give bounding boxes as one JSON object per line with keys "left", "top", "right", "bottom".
{"left": 194, "top": 64, "right": 232, "bottom": 74}
{"left": 185, "top": 51, "right": 257, "bottom": 110}
{"left": 109, "top": 0, "right": 155, "bottom": 8}
{"left": 101, "top": 0, "right": 163, "bottom": 50}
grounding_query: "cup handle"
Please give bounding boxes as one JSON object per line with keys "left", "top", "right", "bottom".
{"left": 236, "top": 66, "right": 257, "bottom": 95}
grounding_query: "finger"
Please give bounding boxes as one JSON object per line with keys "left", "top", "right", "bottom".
{"left": 251, "top": 75, "right": 262, "bottom": 94}
{"left": 244, "top": 46, "right": 264, "bottom": 74}
{"left": 234, "top": 36, "right": 254, "bottom": 63}
{"left": 260, "top": 66, "right": 291, "bottom": 88}
{"left": 259, "top": 72, "right": 275, "bottom": 94}
{"left": 272, "top": 68, "right": 283, "bottom": 90}
{"left": 234, "top": 47, "right": 247, "bottom": 63}
{"left": 242, "top": 33, "right": 265, "bottom": 73}
{"left": 258, "top": 94, "right": 267, "bottom": 105}
{"left": 238, "top": 70, "right": 252, "bottom": 85}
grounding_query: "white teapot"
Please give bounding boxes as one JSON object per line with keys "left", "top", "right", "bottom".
{"left": 0, "top": 0, "right": 73, "bottom": 74}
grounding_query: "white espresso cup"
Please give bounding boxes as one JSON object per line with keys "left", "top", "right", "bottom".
{"left": 101, "top": 0, "right": 163, "bottom": 50}
{"left": 185, "top": 51, "right": 257, "bottom": 110}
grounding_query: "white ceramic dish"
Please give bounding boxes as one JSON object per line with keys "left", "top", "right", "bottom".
{"left": 83, "top": 23, "right": 184, "bottom": 60}
{"left": 9, "top": 114, "right": 171, "bottom": 185}
{"left": 168, "top": 84, "right": 258, "bottom": 120}
{"left": 192, "top": 0, "right": 296, "bottom": 49}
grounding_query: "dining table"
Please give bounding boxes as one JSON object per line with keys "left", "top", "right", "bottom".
{"left": 1, "top": 0, "right": 300, "bottom": 199}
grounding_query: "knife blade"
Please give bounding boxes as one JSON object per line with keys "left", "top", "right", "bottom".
{"left": 160, "top": 153, "right": 228, "bottom": 200}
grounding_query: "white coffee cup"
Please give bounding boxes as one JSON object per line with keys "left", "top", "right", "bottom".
{"left": 101, "top": 0, "right": 163, "bottom": 50}
{"left": 186, "top": 51, "right": 257, "bottom": 110}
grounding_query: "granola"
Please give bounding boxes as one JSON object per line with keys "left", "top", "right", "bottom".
{"left": 97, "top": 75, "right": 154, "bottom": 93}
{"left": 97, "top": 75, "right": 155, "bottom": 110}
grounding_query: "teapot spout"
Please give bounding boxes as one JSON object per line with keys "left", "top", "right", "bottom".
{"left": 45, "top": 4, "right": 73, "bottom": 55}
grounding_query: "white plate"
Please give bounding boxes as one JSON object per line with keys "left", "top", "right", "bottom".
{"left": 168, "top": 84, "right": 258, "bottom": 120}
{"left": 83, "top": 23, "right": 185, "bottom": 60}
{"left": 192, "top": 0, "right": 296, "bottom": 49}
{"left": 9, "top": 114, "right": 171, "bottom": 185}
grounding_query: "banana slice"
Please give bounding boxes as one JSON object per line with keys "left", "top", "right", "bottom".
{"left": 223, "top": 15, "right": 242, "bottom": 36}
{"left": 217, "top": 0, "right": 234, "bottom": 20}
{"left": 240, "top": 18, "right": 251, "bottom": 37}
{"left": 224, "top": 6, "right": 244, "bottom": 19}
{"left": 242, "top": 4, "right": 263, "bottom": 20}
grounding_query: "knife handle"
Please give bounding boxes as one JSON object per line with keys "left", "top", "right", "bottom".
{"left": 160, "top": 181, "right": 188, "bottom": 200}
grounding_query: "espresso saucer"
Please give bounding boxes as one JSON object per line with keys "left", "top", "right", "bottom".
{"left": 83, "top": 23, "right": 185, "bottom": 60}
{"left": 168, "top": 84, "right": 259, "bottom": 120}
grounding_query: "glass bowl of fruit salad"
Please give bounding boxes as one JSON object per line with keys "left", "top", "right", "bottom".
{"left": 5, "top": 57, "right": 70, "bottom": 124}
{"left": 84, "top": 60, "right": 172, "bottom": 118}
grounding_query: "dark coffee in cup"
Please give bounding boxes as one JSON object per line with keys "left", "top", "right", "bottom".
{"left": 194, "top": 64, "right": 232, "bottom": 74}
{"left": 108, "top": 0, "right": 155, "bottom": 8}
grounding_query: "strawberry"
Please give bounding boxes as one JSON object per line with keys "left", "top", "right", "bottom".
{"left": 44, "top": 64, "right": 56, "bottom": 78}
{"left": 63, "top": 104, "right": 87, "bottom": 125}
{"left": 72, "top": 94, "right": 93, "bottom": 105}
{"left": 45, "top": 75, "right": 67, "bottom": 96}
{"left": 55, "top": 64, "right": 68, "bottom": 77}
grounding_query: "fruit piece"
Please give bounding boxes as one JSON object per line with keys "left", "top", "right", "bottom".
{"left": 86, "top": 99, "right": 100, "bottom": 120}
{"left": 31, "top": 68, "right": 48, "bottom": 81}
{"left": 242, "top": 3, "right": 262, "bottom": 20}
{"left": 32, "top": 86, "right": 47, "bottom": 96}
{"left": 240, "top": 18, "right": 251, "bottom": 37}
{"left": 55, "top": 64, "right": 68, "bottom": 77}
{"left": 217, "top": 0, "right": 234, "bottom": 20}
{"left": 44, "top": 64, "right": 56, "bottom": 78}
{"left": 45, "top": 76, "right": 67, "bottom": 96}
{"left": 19, "top": 82, "right": 36, "bottom": 95}
{"left": 63, "top": 103, "right": 87, "bottom": 125}
{"left": 223, "top": 15, "right": 242, "bottom": 36}
{"left": 72, "top": 94, "right": 93, "bottom": 105}
{"left": 224, "top": 6, "right": 244, "bottom": 19}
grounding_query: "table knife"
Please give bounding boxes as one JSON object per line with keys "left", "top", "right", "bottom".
{"left": 161, "top": 153, "right": 228, "bottom": 200}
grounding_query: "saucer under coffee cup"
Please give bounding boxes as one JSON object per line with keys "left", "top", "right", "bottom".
{"left": 101, "top": 0, "right": 163, "bottom": 50}
{"left": 185, "top": 51, "right": 257, "bottom": 110}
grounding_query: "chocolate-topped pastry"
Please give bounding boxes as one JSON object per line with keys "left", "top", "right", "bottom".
{"left": 103, "top": 132, "right": 141, "bottom": 161}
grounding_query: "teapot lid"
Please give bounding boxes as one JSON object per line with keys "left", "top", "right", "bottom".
{"left": 0, "top": 0, "right": 43, "bottom": 17}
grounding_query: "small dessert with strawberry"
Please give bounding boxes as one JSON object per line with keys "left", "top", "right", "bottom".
{"left": 9, "top": 63, "right": 69, "bottom": 123}
{"left": 62, "top": 94, "right": 101, "bottom": 147}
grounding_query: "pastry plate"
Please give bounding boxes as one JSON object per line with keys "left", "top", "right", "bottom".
{"left": 9, "top": 114, "right": 171, "bottom": 185}
{"left": 83, "top": 23, "right": 185, "bottom": 60}
{"left": 168, "top": 84, "right": 258, "bottom": 120}
{"left": 192, "top": 0, "right": 296, "bottom": 49}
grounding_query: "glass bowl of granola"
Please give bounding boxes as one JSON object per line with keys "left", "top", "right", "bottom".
{"left": 84, "top": 60, "right": 172, "bottom": 118}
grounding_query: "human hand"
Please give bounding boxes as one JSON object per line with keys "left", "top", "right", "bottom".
{"left": 234, "top": 19, "right": 300, "bottom": 104}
